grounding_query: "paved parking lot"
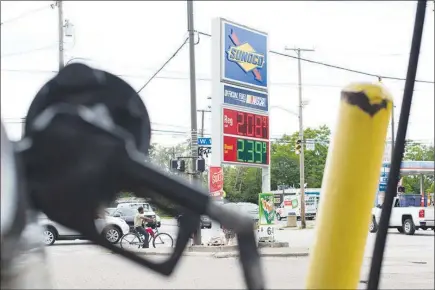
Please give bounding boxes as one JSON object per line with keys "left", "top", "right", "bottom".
{"left": 44, "top": 219, "right": 434, "bottom": 289}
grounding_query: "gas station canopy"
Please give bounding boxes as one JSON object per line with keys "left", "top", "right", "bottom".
{"left": 382, "top": 161, "right": 434, "bottom": 176}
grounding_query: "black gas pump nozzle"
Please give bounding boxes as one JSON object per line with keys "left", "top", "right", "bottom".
{"left": 18, "top": 64, "right": 265, "bottom": 289}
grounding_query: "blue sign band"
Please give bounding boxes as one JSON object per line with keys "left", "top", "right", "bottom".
{"left": 223, "top": 85, "right": 268, "bottom": 112}
{"left": 197, "top": 137, "right": 212, "bottom": 146}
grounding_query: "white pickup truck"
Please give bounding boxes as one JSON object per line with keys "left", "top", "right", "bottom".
{"left": 370, "top": 197, "right": 435, "bottom": 235}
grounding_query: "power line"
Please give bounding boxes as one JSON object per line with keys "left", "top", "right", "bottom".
{"left": 136, "top": 37, "right": 189, "bottom": 94}
{"left": 4, "top": 119, "right": 431, "bottom": 144}
{"left": 0, "top": 4, "right": 52, "bottom": 26}
{"left": 3, "top": 68, "right": 433, "bottom": 92}
{"left": 195, "top": 30, "right": 434, "bottom": 84}
{"left": 1, "top": 44, "right": 57, "bottom": 58}
{"left": 270, "top": 50, "right": 434, "bottom": 84}
{"left": 1, "top": 118, "right": 209, "bottom": 136}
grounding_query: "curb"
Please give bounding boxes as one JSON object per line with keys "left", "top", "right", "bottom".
{"left": 213, "top": 251, "right": 309, "bottom": 258}
{"left": 130, "top": 250, "right": 310, "bottom": 258}
{"left": 258, "top": 242, "right": 289, "bottom": 248}
{"left": 278, "top": 227, "right": 315, "bottom": 230}
{"left": 186, "top": 245, "right": 238, "bottom": 252}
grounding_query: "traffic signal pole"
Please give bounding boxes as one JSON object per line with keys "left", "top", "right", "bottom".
{"left": 285, "top": 47, "right": 314, "bottom": 229}
{"left": 187, "top": 0, "right": 201, "bottom": 245}
{"left": 56, "top": 1, "right": 65, "bottom": 71}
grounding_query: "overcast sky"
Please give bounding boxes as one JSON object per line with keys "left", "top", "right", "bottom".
{"left": 1, "top": 1, "right": 434, "bottom": 145}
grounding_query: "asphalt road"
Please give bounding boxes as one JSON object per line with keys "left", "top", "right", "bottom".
{"left": 45, "top": 219, "right": 434, "bottom": 289}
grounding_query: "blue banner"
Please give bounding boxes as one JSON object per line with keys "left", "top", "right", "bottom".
{"left": 223, "top": 85, "right": 268, "bottom": 112}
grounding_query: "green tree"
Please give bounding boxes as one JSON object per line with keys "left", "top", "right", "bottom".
{"left": 270, "top": 140, "right": 299, "bottom": 190}
{"left": 401, "top": 142, "right": 434, "bottom": 194}
{"left": 223, "top": 166, "right": 262, "bottom": 203}
{"left": 148, "top": 141, "right": 189, "bottom": 172}
{"left": 223, "top": 125, "right": 331, "bottom": 203}
{"left": 270, "top": 125, "right": 331, "bottom": 190}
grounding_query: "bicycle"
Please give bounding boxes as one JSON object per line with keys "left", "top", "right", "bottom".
{"left": 119, "top": 225, "right": 174, "bottom": 250}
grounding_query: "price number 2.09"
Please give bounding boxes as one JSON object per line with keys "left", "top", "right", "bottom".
{"left": 236, "top": 139, "right": 268, "bottom": 165}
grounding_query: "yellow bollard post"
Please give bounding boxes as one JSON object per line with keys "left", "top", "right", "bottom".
{"left": 306, "top": 83, "right": 393, "bottom": 289}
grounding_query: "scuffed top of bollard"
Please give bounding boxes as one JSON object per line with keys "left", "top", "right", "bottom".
{"left": 341, "top": 83, "right": 393, "bottom": 117}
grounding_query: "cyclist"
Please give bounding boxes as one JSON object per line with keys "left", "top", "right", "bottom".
{"left": 134, "top": 206, "right": 154, "bottom": 248}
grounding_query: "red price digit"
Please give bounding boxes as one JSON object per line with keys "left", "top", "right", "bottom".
{"left": 237, "top": 112, "right": 244, "bottom": 135}
{"left": 246, "top": 113, "right": 254, "bottom": 137}
{"left": 255, "top": 115, "right": 263, "bottom": 138}
{"left": 263, "top": 116, "right": 268, "bottom": 139}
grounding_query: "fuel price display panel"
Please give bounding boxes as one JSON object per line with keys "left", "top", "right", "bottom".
{"left": 223, "top": 135, "right": 269, "bottom": 166}
{"left": 223, "top": 108, "right": 269, "bottom": 140}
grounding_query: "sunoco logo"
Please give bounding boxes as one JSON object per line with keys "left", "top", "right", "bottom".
{"left": 227, "top": 29, "right": 265, "bottom": 82}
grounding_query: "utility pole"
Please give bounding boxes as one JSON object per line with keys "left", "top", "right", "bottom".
{"left": 21, "top": 118, "right": 26, "bottom": 139}
{"left": 187, "top": 0, "right": 201, "bottom": 246}
{"left": 379, "top": 78, "right": 395, "bottom": 162}
{"left": 285, "top": 47, "right": 315, "bottom": 229}
{"left": 197, "top": 109, "right": 211, "bottom": 137}
{"left": 197, "top": 109, "right": 211, "bottom": 192}
{"left": 391, "top": 105, "right": 395, "bottom": 162}
{"left": 56, "top": 1, "right": 65, "bottom": 70}
{"left": 200, "top": 110, "right": 205, "bottom": 137}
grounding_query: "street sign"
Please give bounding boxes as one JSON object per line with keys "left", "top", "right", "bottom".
{"left": 197, "top": 137, "right": 212, "bottom": 147}
{"left": 198, "top": 147, "right": 211, "bottom": 158}
{"left": 305, "top": 140, "right": 315, "bottom": 151}
{"left": 258, "top": 225, "right": 275, "bottom": 241}
{"left": 379, "top": 183, "right": 387, "bottom": 192}
{"left": 379, "top": 177, "right": 388, "bottom": 183}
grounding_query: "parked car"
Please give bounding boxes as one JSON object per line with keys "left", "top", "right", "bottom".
{"left": 222, "top": 202, "right": 259, "bottom": 222}
{"left": 370, "top": 197, "right": 435, "bottom": 235}
{"left": 116, "top": 202, "right": 161, "bottom": 227}
{"left": 109, "top": 207, "right": 161, "bottom": 228}
{"left": 39, "top": 213, "right": 129, "bottom": 246}
{"left": 176, "top": 215, "right": 212, "bottom": 229}
{"left": 105, "top": 207, "right": 117, "bottom": 216}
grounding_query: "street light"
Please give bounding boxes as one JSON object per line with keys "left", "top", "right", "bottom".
{"left": 65, "top": 57, "right": 95, "bottom": 66}
{"left": 270, "top": 105, "right": 298, "bottom": 117}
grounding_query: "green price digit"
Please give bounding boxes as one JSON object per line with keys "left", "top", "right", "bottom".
{"left": 247, "top": 140, "right": 254, "bottom": 162}
{"left": 237, "top": 139, "right": 244, "bottom": 162}
{"left": 255, "top": 141, "right": 263, "bottom": 163}
{"left": 263, "top": 142, "right": 267, "bottom": 164}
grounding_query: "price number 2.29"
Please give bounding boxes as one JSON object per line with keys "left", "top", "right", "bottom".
{"left": 236, "top": 139, "right": 267, "bottom": 164}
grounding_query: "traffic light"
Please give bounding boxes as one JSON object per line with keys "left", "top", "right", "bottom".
{"left": 178, "top": 160, "right": 186, "bottom": 172}
{"left": 170, "top": 159, "right": 178, "bottom": 171}
{"left": 197, "top": 158, "right": 206, "bottom": 172}
{"left": 295, "top": 139, "right": 302, "bottom": 155}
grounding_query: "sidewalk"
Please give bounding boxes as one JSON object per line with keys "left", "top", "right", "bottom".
{"left": 133, "top": 246, "right": 310, "bottom": 258}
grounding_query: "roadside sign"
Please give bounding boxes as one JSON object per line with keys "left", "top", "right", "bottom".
{"left": 258, "top": 193, "right": 276, "bottom": 226}
{"left": 198, "top": 137, "right": 212, "bottom": 147}
{"left": 379, "top": 183, "right": 387, "bottom": 192}
{"left": 305, "top": 140, "right": 315, "bottom": 151}
{"left": 379, "top": 177, "right": 388, "bottom": 183}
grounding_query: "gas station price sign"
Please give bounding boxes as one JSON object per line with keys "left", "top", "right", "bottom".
{"left": 223, "top": 135, "right": 269, "bottom": 166}
{"left": 223, "top": 108, "right": 269, "bottom": 140}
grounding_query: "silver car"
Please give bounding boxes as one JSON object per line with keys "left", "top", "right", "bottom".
{"left": 38, "top": 213, "right": 130, "bottom": 246}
